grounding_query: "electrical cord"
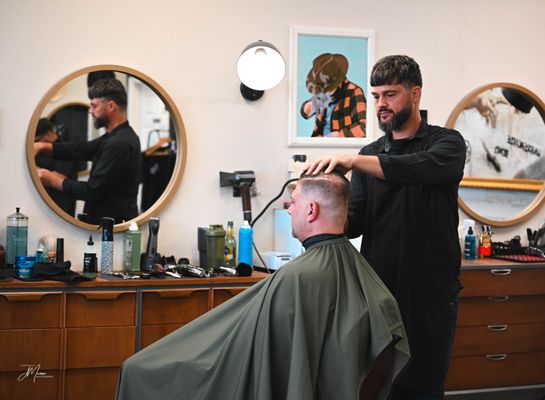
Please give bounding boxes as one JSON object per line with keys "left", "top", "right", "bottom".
{"left": 250, "top": 177, "right": 299, "bottom": 274}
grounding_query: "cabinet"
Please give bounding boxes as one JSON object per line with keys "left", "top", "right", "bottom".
{"left": 0, "top": 272, "right": 266, "bottom": 400}
{"left": 446, "top": 261, "right": 545, "bottom": 394}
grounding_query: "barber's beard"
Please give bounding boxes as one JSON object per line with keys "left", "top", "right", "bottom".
{"left": 312, "top": 93, "right": 334, "bottom": 114}
{"left": 93, "top": 115, "right": 108, "bottom": 129}
{"left": 377, "top": 103, "right": 413, "bottom": 134}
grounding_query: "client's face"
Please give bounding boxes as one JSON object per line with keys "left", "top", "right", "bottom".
{"left": 287, "top": 184, "right": 308, "bottom": 243}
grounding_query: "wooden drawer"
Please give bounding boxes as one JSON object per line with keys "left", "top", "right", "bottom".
{"left": 141, "top": 323, "right": 183, "bottom": 348}
{"left": 0, "top": 329, "right": 61, "bottom": 372}
{"left": 65, "top": 367, "right": 120, "bottom": 400}
{"left": 457, "top": 295, "right": 545, "bottom": 326}
{"left": 452, "top": 323, "right": 545, "bottom": 357}
{"left": 212, "top": 287, "right": 247, "bottom": 308}
{"left": 446, "top": 351, "right": 545, "bottom": 390}
{"left": 141, "top": 288, "right": 209, "bottom": 325}
{"left": 460, "top": 267, "right": 545, "bottom": 297}
{"left": 0, "top": 370, "right": 60, "bottom": 400}
{"left": 66, "top": 291, "right": 136, "bottom": 327}
{"left": 0, "top": 292, "right": 62, "bottom": 329}
{"left": 66, "top": 326, "right": 135, "bottom": 368}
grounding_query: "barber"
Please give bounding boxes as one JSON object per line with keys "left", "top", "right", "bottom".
{"left": 305, "top": 55, "right": 466, "bottom": 399}
{"left": 35, "top": 78, "right": 141, "bottom": 224}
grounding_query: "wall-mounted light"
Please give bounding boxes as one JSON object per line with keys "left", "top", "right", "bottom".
{"left": 236, "top": 40, "right": 285, "bottom": 101}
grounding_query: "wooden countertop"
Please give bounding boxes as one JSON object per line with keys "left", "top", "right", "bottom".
{"left": 462, "top": 257, "right": 545, "bottom": 270}
{"left": 0, "top": 271, "right": 269, "bottom": 290}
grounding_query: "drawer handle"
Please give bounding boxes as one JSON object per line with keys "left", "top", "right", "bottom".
{"left": 1, "top": 292, "right": 59, "bottom": 302}
{"left": 157, "top": 290, "right": 207, "bottom": 299}
{"left": 488, "top": 295, "right": 509, "bottom": 302}
{"left": 491, "top": 269, "right": 512, "bottom": 276}
{"left": 486, "top": 354, "right": 507, "bottom": 361}
{"left": 487, "top": 324, "right": 508, "bottom": 332}
{"left": 73, "top": 292, "right": 130, "bottom": 301}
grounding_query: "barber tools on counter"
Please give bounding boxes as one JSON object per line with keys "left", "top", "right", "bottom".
{"left": 83, "top": 235, "right": 97, "bottom": 279}
{"left": 141, "top": 217, "right": 160, "bottom": 273}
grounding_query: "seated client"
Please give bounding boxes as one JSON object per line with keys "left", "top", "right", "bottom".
{"left": 116, "top": 171, "right": 409, "bottom": 400}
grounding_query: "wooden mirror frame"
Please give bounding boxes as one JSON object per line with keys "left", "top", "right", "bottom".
{"left": 447, "top": 82, "right": 545, "bottom": 226}
{"left": 26, "top": 65, "right": 187, "bottom": 232}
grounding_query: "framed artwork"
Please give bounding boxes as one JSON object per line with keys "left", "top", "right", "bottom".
{"left": 288, "top": 26, "right": 375, "bottom": 147}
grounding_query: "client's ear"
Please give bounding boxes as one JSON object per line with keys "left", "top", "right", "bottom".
{"left": 307, "top": 202, "right": 319, "bottom": 222}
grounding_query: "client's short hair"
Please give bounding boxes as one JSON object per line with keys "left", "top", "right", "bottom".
{"left": 298, "top": 170, "right": 349, "bottom": 212}
{"left": 88, "top": 78, "right": 128, "bottom": 110}
{"left": 35, "top": 118, "right": 54, "bottom": 141}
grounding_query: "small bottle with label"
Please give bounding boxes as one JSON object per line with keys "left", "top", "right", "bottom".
{"left": 464, "top": 226, "right": 477, "bottom": 260}
{"left": 124, "top": 222, "right": 141, "bottom": 272}
{"left": 83, "top": 235, "right": 97, "bottom": 279}
{"left": 224, "top": 221, "right": 237, "bottom": 267}
{"left": 100, "top": 217, "right": 114, "bottom": 275}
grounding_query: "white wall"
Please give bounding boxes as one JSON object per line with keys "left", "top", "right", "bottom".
{"left": 1, "top": 0, "right": 545, "bottom": 269}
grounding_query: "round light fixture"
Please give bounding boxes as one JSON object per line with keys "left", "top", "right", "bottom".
{"left": 237, "top": 40, "right": 285, "bottom": 100}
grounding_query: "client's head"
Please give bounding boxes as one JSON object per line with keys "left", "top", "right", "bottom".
{"left": 288, "top": 170, "right": 349, "bottom": 242}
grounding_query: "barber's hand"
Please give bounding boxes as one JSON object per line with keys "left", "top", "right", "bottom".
{"left": 37, "top": 168, "right": 65, "bottom": 191}
{"left": 466, "top": 94, "right": 497, "bottom": 128}
{"left": 34, "top": 142, "right": 53, "bottom": 156}
{"left": 304, "top": 155, "right": 356, "bottom": 175}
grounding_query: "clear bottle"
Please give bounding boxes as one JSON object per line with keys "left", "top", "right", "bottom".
{"left": 83, "top": 235, "right": 97, "bottom": 279}
{"left": 6, "top": 208, "right": 28, "bottom": 266}
{"left": 238, "top": 220, "right": 253, "bottom": 267}
{"left": 124, "top": 222, "right": 141, "bottom": 272}
{"left": 224, "top": 221, "right": 237, "bottom": 267}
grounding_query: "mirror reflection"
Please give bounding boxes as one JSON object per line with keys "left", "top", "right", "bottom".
{"left": 27, "top": 65, "right": 186, "bottom": 232}
{"left": 447, "top": 83, "right": 545, "bottom": 226}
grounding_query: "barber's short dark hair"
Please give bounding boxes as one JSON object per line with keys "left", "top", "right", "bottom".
{"left": 88, "top": 78, "right": 127, "bottom": 110}
{"left": 370, "top": 55, "right": 422, "bottom": 88}
{"left": 87, "top": 70, "right": 116, "bottom": 88}
{"left": 35, "top": 117, "right": 54, "bottom": 141}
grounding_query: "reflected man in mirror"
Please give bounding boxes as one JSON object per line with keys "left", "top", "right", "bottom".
{"left": 116, "top": 171, "right": 409, "bottom": 400}
{"left": 35, "top": 78, "right": 141, "bottom": 225}
{"left": 300, "top": 53, "right": 367, "bottom": 138}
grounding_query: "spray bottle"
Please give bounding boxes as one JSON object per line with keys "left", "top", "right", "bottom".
{"left": 99, "top": 217, "right": 115, "bottom": 275}
{"left": 83, "top": 235, "right": 97, "bottom": 279}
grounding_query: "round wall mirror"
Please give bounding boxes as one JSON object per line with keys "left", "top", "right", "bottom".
{"left": 447, "top": 82, "right": 545, "bottom": 226}
{"left": 26, "top": 65, "right": 187, "bottom": 232}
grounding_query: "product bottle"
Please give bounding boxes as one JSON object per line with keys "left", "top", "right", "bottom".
{"left": 124, "top": 222, "right": 141, "bottom": 272}
{"left": 238, "top": 220, "right": 253, "bottom": 267}
{"left": 464, "top": 226, "right": 477, "bottom": 260}
{"left": 83, "top": 235, "right": 97, "bottom": 279}
{"left": 100, "top": 217, "right": 115, "bottom": 275}
{"left": 206, "top": 224, "right": 226, "bottom": 272}
{"left": 36, "top": 244, "right": 45, "bottom": 263}
{"left": 6, "top": 207, "right": 28, "bottom": 266}
{"left": 224, "top": 221, "right": 237, "bottom": 267}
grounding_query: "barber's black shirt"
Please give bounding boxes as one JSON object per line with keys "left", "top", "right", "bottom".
{"left": 347, "top": 121, "right": 466, "bottom": 392}
{"left": 54, "top": 121, "right": 141, "bottom": 224}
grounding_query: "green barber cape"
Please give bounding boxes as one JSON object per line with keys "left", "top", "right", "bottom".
{"left": 116, "top": 237, "right": 409, "bottom": 400}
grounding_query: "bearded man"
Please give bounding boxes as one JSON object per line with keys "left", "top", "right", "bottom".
{"left": 35, "top": 78, "right": 141, "bottom": 224}
{"left": 305, "top": 55, "right": 466, "bottom": 400}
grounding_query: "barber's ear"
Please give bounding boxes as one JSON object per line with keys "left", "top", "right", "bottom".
{"left": 412, "top": 86, "right": 422, "bottom": 103}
